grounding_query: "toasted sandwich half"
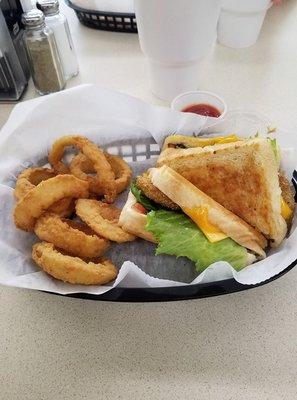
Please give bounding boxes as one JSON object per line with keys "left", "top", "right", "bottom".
{"left": 157, "top": 135, "right": 295, "bottom": 246}
{"left": 119, "top": 166, "right": 269, "bottom": 272}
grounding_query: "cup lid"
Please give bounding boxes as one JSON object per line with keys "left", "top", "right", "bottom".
{"left": 22, "top": 9, "right": 45, "bottom": 27}
{"left": 36, "top": 0, "right": 59, "bottom": 15}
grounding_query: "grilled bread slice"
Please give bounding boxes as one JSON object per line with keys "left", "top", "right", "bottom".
{"left": 119, "top": 191, "right": 156, "bottom": 243}
{"left": 157, "top": 138, "right": 288, "bottom": 246}
{"left": 149, "top": 166, "right": 267, "bottom": 257}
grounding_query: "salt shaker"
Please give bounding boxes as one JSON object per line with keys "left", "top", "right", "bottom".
{"left": 37, "top": 0, "right": 79, "bottom": 80}
{"left": 22, "top": 9, "right": 66, "bottom": 95}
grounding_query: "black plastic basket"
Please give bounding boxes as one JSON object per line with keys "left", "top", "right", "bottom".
{"left": 65, "top": 0, "right": 137, "bottom": 33}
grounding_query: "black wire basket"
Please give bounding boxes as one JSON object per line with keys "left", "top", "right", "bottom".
{"left": 65, "top": 0, "right": 137, "bottom": 33}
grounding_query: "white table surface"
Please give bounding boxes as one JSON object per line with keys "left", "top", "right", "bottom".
{"left": 1, "top": 2, "right": 297, "bottom": 399}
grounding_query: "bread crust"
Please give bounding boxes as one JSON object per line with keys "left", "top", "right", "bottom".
{"left": 118, "top": 192, "right": 156, "bottom": 243}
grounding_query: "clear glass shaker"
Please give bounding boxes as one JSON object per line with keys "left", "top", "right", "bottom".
{"left": 22, "top": 9, "right": 66, "bottom": 95}
{"left": 37, "top": 0, "right": 79, "bottom": 80}
{"left": 0, "top": 8, "right": 27, "bottom": 101}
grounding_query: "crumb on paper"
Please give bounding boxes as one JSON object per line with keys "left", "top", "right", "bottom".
{"left": 267, "top": 125, "right": 277, "bottom": 134}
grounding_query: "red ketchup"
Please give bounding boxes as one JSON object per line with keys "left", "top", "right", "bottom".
{"left": 182, "top": 103, "right": 221, "bottom": 118}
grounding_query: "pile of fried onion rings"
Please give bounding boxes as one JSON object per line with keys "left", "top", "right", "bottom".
{"left": 13, "top": 135, "right": 134, "bottom": 286}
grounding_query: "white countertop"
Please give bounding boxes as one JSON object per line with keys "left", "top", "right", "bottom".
{"left": 1, "top": 2, "right": 297, "bottom": 399}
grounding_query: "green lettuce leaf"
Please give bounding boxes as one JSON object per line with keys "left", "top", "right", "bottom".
{"left": 248, "top": 134, "right": 281, "bottom": 164}
{"left": 268, "top": 138, "right": 281, "bottom": 164}
{"left": 130, "top": 182, "right": 159, "bottom": 211}
{"left": 146, "top": 210, "right": 248, "bottom": 272}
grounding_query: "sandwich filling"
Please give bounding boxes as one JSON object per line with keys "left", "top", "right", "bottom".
{"left": 163, "top": 134, "right": 241, "bottom": 150}
{"left": 130, "top": 181, "right": 255, "bottom": 272}
{"left": 146, "top": 209, "right": 249, "bottom": 272}
{"left": 158, "top": 136, "right": 295, "bottom": 244}
{"left": 136, "top": 169, "right": 294, "bottom": 229}
{"left": 122, "top": 136, "right": 295, "bottom": 274}
{"left": 182, "top": 206, "right": 227, "bottom": 243}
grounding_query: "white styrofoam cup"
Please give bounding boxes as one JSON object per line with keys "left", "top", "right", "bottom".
{"left": 134, "top": 0, "right": 222, "bottom": 101}
{"left": 148, "top": 61, "right": 204, "bottom": 103}
{"left": 218, "top": 0, "right": 272, "bottom": 48}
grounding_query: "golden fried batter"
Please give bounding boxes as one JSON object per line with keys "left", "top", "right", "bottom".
{"left": 279, "top": 171, "right": 295, "bottom": 229}
{"left": 14, "top": 174, "right": 89, "bottom": 231}
{"left": 279, "top": 171, "right": 295, "bottom": 212}
{"left": 76, "top": 199, "right": 135, "bottom": 243}
{"left": 48, "top": 135, "right": 116, "bottom": 203}
{"left": 32, "top": 242, "right": 117, "bottom": 285}
{"left": 34, "top": 213, "right": 110, "bottom": 259}
{"left": 70, "top": 152, "right": 132, "bottom": 196}
{"left": 136, "top": 172, "right": 179, "bottom": 210}
{"left": 14, "top": 167, "right": 75, "bottom": 218}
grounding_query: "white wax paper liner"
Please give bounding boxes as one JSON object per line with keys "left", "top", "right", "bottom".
{"left": 0, "top": 84, "right": 296, "bottom": 295}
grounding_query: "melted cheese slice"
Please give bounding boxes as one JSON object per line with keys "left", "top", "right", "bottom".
{"left": 185, "top": 134, "right": 240, "bottom": 148}
{"left": 210, "top": 134, "right": 240, "bottom": 145}
{"left": 281, "top": 196, "right": 293, "bottom": 220}
{"left": 182, "top": 206, "right": 227, "bottom": 243}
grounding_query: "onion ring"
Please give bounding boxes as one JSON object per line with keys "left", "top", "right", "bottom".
{"left": 76, "top": 199, "right": 135, "bottom": 243}
{"left": 32, "top": 242, "right": 117, "bottom": 285}
{"left": 70, "top": 152, "right": 132, "bottom": 196}
{"left": 87, "top": 200, "right": 121, "bottom": 222}
{"left": 15, "top": 167, "right": 56, "bottom": 199}
{"left": 34, "top": 213, "right": 110, "bottom": 259}
{"left": 14, "top": 174, "right": 89, "bottom": 231}
{"left": 48, "top": 135, "right": 116, "bottom": 203}
{"left": 41, "top": 198, "right": 75, "bottom": 219}
{"left": 14, "top": 167, "right": 74, "bottom": 217}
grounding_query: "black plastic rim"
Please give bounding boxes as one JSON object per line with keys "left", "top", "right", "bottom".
{"left": 43, "top": 257, "right": 297, "bottom": 302}
{"left": 65, "top": 0, "right": 137, "bottom": 33}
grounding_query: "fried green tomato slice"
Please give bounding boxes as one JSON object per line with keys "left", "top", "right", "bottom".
{"left": 136, "top": 172, "right": 179, "bottom": 210}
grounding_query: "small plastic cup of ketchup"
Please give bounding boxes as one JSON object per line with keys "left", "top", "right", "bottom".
{"left": 171, "top": 91, "right": 227, "bottom": 121}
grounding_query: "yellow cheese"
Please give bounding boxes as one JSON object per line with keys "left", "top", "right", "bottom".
{"left": 212, "top": 134, "right": 241, "bottom": 145}
{"left": 190, "top": 134, "right": 240, "bottom": 148}
{"left": 280, "top": 196, "right": 293, "bottom": 220}
{"left": 183, "top": 206, "right": 227, "bottom": 243}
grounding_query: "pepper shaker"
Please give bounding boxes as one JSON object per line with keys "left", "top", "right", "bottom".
{"left": 37, "top": 0, "right": 79, "bottom": 80}
{"left": 22, "top": 9, "right": 66, "bottom": 95}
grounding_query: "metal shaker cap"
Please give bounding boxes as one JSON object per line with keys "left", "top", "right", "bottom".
{"left": 36, "top": 0, "right": 59, "bottom": 15}
{"left": 22, "top": 9, "right": 45, "bottom": 28}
